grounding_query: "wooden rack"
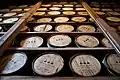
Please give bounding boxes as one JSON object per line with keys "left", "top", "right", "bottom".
{"left": 0, "top": 1, "right": 41, "bottom": 55}
{"left": 0, "top": 0, "right": 120, "bottom": 80}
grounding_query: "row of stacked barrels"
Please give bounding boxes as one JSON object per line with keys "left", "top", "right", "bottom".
{"left": 1, "top": 51, "right": 120, "bottom": 76}
{"left": 13, "top": 34, "right": 112, "bottom": 48}
{"left": 11, "top": 2, "right": 112, "bottom": 48}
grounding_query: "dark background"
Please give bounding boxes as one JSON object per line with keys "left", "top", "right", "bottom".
{"left": 0, "top": 0, "right": 120, "bottom": 8}
{"left": 0, "top": 0, "right": 79, "bottom": 8}
{"left": 0, "top": 0, "right": 39, "bottom": 8}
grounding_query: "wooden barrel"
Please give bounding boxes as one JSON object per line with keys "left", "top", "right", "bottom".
{"left": 55, "top": 24, "right": 74, "bottom": 32}
{"left": 20, "top": 36, "right": 43, "bottom": 48}
{"left": 34, "top": 24, "right": 52, "bottom": 32}
{"left": 101, "top": 38, "right": 112, "bottom": 47}
{"left": 77, "top": 25, "right": 96, "bottom": 32}
{"left": 0, "top": 52, "right": 27, "bottom": 75}
{"left": 102, "top": 53, "right": 120, "bottom": 76}
{"left": 32, "top": 52, "right": 64, "bottom": 76}
{"left": 2, "top": 18, "right": 19, "bottom": 23}
{"left": 69, "top": 54, "right": 101, "bottom": 76}
{"left": 75, "top": 35, "right": 99, "bottom": 48}
{"left": 47, "top": 34, "right": 72, "bottom": 48}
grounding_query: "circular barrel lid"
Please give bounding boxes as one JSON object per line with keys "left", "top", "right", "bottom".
{"left": 72, "top": 17, "right": 86, "bottom": 23}
{"left": 3, "top": 18, "right": 18, "bottom": 23}
{"left": 106, "top": 54, "right": 120, "bottom": 75}
{"left": 53, "top": 5, "right": 62, "bottom": 7}
{"left": 20, "top": 36, "right": 43, "bottom": 48}
{"left": 69, "top": 54, "right": 101, "bottom": 76}
{"left": 59, "top": 2, "right": 68, "bottom": 4}
{"left": 101, "top": 38, "right": 112, "bottom": 47}
{"left": 33, "top": 12, "right": 45, "bottom": 16}
{"left": 75, "top": 5, "right": 82, "bottom": 7}
{"left": 3, "top": 13, "right": 17, "bottom": 17}
{"left": 64, "top": 5, "right": 73, "bottom": 7}
{"left": 75, "top": 35, "right": 99, "bottom": 47}
{"left": 101, "top": 9, "right": 113, "bottom": 12}
{"left": 1, "top": 52, "right": 27, "bottom": 74}
{"left": 18, "top": 13, "right": 26, "bottom": 17}
{"left": 54, "top": 17, "right": 69, "bottom": 23}
{"left": 49, "top": 7, "right": 61, "bottom": 10}
{"left": 95, "top": 12, "right": 105, "bottom": 15}
{"left": 69, "top": 2, "right": 77, "bottom": 4}
{"left": 78, "top": 12, "right": 89, "bottom": 16}
{"left": 77, "top": 25, "right": 95, "bottom": 32}
{"left": 37, "top": 18, "right": 52, "bottom": 22}
{"left": 34, "top": 24, "right": 52, "bottom": 32}
{"left": 92, "top": 8, "right": 100, "bottom": 11}
{"left": 41, "top": 4, "right": 51, "bottom": 7}
{"left": 55, "top": 24, "right": 74, "bottom": 32}
{"left": 63, "top": 11, "right": 75, "bottom": 15}
{"left": 48, "top": 35, "right": 71, "bottom": 47}
{"left": 24, "top": 8, "right": 31, "bottom": 11}
{"left": 32, "top": 52, "right": 64, "bottom": 76}
{"left": 37, "top": 8, "right": 47, "bottom": 11}
{"left": 75, "top": 8, "right": 86, "bottom": 11}
{"left": 106, "top": 17, "right": 120, "bottom": 22}
{"left": 48, "top": 11, "right": 61, "bottom": 15}
{"left": 62, "top": 8, "right": 73, "bottom": 10}
{"left": 11, "top": 9, "right": 22, "bottom": 12}
{"left": 107, "top": 12, "right": 120, "bottom": 16}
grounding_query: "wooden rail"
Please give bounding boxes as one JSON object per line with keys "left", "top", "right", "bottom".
{"left": 0, "top": 2, "right": 41, "bottom": 56}
{"left": 82, "top": 1, "right": 120, "bottom": 54}
{"left": 1, "top": 76, "right": 120, "bottom": 80}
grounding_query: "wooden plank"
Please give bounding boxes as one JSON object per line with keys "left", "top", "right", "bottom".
{"left": 0, "top": 19, "right": 26, "bottom": 56}
{"left": 1, "top": 76, "right": 120, "bottom": 80}
{"left": 19, "top": 31, "right": 102, "bottom": 34}
{"left": 7, "top": 47, "right": 114, "bottom": 51}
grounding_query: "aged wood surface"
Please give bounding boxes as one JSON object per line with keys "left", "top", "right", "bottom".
{"left": 1, "top": 76, "right": 120, "bottom": 80}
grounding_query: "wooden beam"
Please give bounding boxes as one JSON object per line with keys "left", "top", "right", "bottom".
{"left": 0, "top": 1, "right": 41, "bottom": 56}
{"left": 82, "top": 1, "right": 120, "bottom": 54}
{"left": 1, "top": 76, "right": 120, "bottom": 80}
